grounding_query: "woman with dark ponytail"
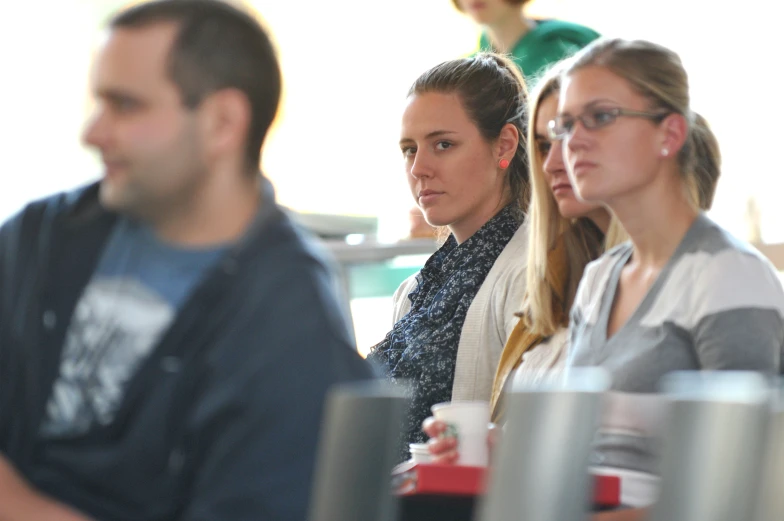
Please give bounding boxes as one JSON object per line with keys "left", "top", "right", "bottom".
{"left": 367, "top": 53, "right": 530, "bottom": 461}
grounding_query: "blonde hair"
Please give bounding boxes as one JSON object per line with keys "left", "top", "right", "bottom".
{"left": 563, "top": 38, "right": 721, "bottom": 210}
{"left": 522, "top": 62, "right": 626, "bottom": 336}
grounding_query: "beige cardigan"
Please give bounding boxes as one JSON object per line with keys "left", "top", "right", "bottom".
{"left": 391, "top": 224, "right": 528, "bottom": 402}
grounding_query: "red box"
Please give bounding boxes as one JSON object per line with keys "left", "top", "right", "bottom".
{"left": 393, "top": 462, "right": 485, "bottom": 496}
{"left": 392, "top": 462, "right": 621, "bottom": 507}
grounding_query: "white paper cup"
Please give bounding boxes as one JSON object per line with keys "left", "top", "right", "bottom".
{"left": 431, "top": 400, "right": 491, "bottom": 467}
{"left": 409, "top": 443, "right": 433, "bottom": 464}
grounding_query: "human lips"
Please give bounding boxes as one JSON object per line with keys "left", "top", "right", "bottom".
{"left": 418, "top": 189, "right": 444, "bottom": 206}
{"left": 571, "top": 160, "right": 597, "bottom": 177}
{"left": 551, "top": 181, "right": 573, "bottom": 196}
{"left": 102, "top": 157, "right": 128, "bottom": 179}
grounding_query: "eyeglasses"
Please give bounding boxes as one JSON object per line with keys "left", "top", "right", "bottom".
{"left": 547, "top": 106, "right": 670, "bottom": 141}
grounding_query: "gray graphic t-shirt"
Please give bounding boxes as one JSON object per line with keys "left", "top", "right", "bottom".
{"left": 40, "top": 218, "right": 228, "bottom": 438}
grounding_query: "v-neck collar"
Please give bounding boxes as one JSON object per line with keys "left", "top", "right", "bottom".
{"left": 596, "top": 213, "right": 709, "bottom": 346}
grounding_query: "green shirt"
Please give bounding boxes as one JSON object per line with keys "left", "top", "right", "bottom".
{"left": 478, "top": 19, "right": 600, "bottom": 84}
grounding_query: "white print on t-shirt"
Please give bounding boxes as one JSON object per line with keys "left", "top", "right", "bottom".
{"left": 40, "top": 277, "right": 174, "bottom": 437}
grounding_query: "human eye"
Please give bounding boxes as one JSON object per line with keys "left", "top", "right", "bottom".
{"left": 435, "top": 141, "right": 453, "bottom": 151}
{"left": 589, "top": 107, "right": 618, "bottom": 127}
{"left": 108, "top": 95, "right": 142, "bottom": 114}
{"left": 536, "top": 139, "right": 552, "bottom": 157}
{"left": 401, "top": 145, "right": 416, "bottom": 158}
{"left": 548, "top": 116, "right": 573, "bottom": 139}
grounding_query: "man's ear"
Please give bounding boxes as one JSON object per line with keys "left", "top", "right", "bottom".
{"left": 197, "top": 88, "right": 251, "bottom": 163}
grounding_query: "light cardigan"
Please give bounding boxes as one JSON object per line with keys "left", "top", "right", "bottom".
{"left": 489, "top": 230, "right": 572, "bottom": 420}
{"left": 391, "top": 224, "right": 528, "bottom": 402}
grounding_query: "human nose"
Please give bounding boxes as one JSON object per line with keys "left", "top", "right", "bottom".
{"left": 565, "top": 116, "right": 592, "bottom": 152}
{"left": 409, "top": 149, "right": 433, "bottom": 179}
{"left": 82, "top": 106, "right": 110, "bottom": 149}
{"left": 543, "top": 140, "right": 566, "bottom": 176}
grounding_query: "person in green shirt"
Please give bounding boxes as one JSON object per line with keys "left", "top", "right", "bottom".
{"left": 452, "top": 0, "right": 600, "bottom": 82}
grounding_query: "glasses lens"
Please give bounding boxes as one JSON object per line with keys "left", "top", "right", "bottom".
{"left": 548, "top": 117, "right": 570, "bottom": 140}
{"left": 586, "top": 108, "right": 618, "bottom": 129}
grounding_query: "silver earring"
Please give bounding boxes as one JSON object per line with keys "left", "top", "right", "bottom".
{"left": 661, "top": 148, "right": 669, "bottom": 157}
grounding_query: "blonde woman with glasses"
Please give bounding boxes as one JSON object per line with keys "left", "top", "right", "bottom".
{"left": 556, "top": 38, "right": 782, "bottom": 519}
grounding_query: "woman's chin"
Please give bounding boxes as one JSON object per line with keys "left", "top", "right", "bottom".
{"left": 557, "top": 199, "right": 600, "bottom": 220}
{"left": 421, "top": 212, "right": 446, "bottom": 228}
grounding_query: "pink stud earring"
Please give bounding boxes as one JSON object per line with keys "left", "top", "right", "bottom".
{"left": 499, "top": 158, "right": 510, "bottom": 169}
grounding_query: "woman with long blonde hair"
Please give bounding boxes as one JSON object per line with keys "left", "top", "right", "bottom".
{"left": 487, "top": 61, "right": 625, "bottom": 420}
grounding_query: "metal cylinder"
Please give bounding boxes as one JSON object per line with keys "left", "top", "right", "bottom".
{"left": 756, "top": 379, "right": 784, "bottom": 521}
{"left": 650, "top": 371, "right": 771, "bottom": 521}
{"left": 307, "top": 380, "right": 409, "bottom": 521}
{"left": 475, "top": 367, "right": 611, "bottom": 521}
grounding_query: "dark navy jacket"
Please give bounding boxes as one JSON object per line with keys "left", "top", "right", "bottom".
{"left": 0, "top": 179, "right": 373, "bottom": 521}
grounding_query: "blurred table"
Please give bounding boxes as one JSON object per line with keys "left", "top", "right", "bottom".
{"left": 322, "top": 238, "right": 438, "bottom": 341}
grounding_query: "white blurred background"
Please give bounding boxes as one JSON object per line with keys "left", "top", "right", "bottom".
{"left": 1, "top": 0, "right": 779, "bottom": 352}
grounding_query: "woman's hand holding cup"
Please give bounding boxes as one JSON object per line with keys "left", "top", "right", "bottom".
{"left": 422, "top": 417, "right": 460, "bottom": 464}
{"left": 420, "top": 401, "right": 494, "bottom": 467}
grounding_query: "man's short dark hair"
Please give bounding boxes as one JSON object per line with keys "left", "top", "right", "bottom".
{"left": 111, "top": 0, "right": 281, "bottom": 173}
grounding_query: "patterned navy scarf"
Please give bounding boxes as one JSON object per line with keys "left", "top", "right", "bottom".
{"left": 367, "top": 204, "right": 522, "bottom": 462}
